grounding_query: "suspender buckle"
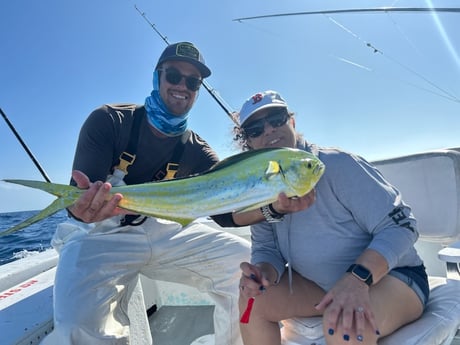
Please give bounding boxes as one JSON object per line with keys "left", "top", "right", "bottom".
{"left": 164, "top": 163, "right": 179, "bottom": 180}
{"left": 117, "top": 151, "right": 136, "bottom": 175}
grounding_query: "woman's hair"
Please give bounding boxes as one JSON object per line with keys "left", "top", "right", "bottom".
{"left": 232, "top": 110, "right": 302, "bottom": 151}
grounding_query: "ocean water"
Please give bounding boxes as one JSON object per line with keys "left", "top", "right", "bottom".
{"left": 0, "top": 210, "right": 68, "bottom": 265}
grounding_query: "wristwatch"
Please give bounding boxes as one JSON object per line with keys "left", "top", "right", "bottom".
{"left": 260, "top": 204, "right": 285, "bottom": 223}
{"left": 346, "top": 264, "right": 373, "bottom": 286}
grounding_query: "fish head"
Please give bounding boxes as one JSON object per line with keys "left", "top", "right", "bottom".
{"left": 276, "top": 149, "right": 325, "bottom": 197}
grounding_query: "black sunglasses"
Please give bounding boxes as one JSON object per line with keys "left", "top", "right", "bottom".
{"left": 242, "top": 110, "right": 290, "bottom": 138}
{"left": 159, "top": 67, "right": 202, "bottom": 91}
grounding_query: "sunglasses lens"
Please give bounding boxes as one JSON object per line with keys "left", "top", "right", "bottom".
{"left": 243, "top": 110, "right": 289, "bottom": 138}
{"left": 244, "top": 125, "right": 264, "bottom": 138}
{"left": 165, "top": 70, "right": 182, "bottom": 85}
{"left": 267, "top": 111, "right": 288, "bottom": 127}
{"left": 185, "top": 77, "right": 201, "bottom": 91}
{"left": 163, "top": 69, "right": 201, "bottom": 91}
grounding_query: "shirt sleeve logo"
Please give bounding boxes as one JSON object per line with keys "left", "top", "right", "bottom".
{"left": 388, "top": 206, "right": 415, "bottom": 232}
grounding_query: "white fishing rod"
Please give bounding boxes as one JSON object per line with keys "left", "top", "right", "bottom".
{"left": 134, "top": 5, "right": 240, "bottom": 126}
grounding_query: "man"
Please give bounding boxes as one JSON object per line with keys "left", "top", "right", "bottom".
{"left": 41, "top": 42, "right": 251, "bottom": 345}
{"left": 236, "top": 90, "right": 429, "bottom": 345}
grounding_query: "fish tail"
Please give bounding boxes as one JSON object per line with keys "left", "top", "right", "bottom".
{"left": 3, "top": 179, "right": 77, "bottom": 198}
{"left": 0, "top": 180, "right": 80, "bottom": 236}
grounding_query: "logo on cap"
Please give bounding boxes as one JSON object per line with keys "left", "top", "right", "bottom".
{"left": 176, "top": 43, "right": 200, "bottom": 61}
{"left": 251, "top": 93, "right": 264, "bottom": 104}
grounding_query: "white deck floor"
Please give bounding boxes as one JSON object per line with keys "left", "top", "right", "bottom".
{"left": 149, "top": 305, "right": 214, "bottom": 345}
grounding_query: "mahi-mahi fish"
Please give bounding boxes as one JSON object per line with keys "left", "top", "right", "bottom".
{"left": 1, "top": 147, "right": 325, "bottom": 236}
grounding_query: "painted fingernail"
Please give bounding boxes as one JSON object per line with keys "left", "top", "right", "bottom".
{"left": 376, "top": 330, "right": 381, "bottom": 336}
{"left": 250, "top": 273, "right": 257, "bottom": 280}
{"left": 259, "top": 285, "right": 266, "bottom": 291}
{"left": 357, "top": 335, "right": 363, "bottom": 342}
{"left": 328, "top": 328, "right": 334, "bottom": 335}
{"left": 343, "top": 334, "right": 350, "bottom": 341}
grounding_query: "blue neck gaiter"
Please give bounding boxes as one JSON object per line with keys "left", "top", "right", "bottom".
{"left": 144, "top": 70, "right": 189, "bottom": 137}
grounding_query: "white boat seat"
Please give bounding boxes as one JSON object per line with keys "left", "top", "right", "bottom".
{"left": 281, "top": 149, "right": 460, "bottom": 345}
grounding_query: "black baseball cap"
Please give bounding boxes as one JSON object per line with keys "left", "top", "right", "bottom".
{"left": 155, "top": 42, "right": 211, "bottom": 78}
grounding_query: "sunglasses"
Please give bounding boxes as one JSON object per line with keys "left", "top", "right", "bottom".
{"left": 159, "top": 67, "right": 202, "bottom": 91}
{"left": 242, "top": 110, "right": 290, "bottom": 138}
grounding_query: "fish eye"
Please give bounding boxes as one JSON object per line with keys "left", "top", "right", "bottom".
{"left": 307, "top": 162, "right": 312, "bottom": 169}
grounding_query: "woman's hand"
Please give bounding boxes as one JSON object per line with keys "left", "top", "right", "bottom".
{"left": 239, "top": 262, "right": 276, "bottom": 298}
{"left": 315, "top": 274, "right": 379, "bottom": 342}
{"left": 67, "top": 170, "right": 125, "bottom": 223}
{"left": 271, "top": 189, "right": 316, "bottom": 214}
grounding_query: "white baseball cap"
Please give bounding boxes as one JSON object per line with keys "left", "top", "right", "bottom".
{"left": 238, "top": 90, "right": 288, "bottom": 126}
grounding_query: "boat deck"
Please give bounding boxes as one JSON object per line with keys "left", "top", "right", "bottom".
{"left": 148, "top": 306, "right": 460, "bottom": 345}
{"left": 149, "top": 305, "right": 214, "bottom": 345}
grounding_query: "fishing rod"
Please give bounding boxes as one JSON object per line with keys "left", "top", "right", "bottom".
{"left": 234, "top": 6, "right": 460, "bottom": 104}
{"left": 134, "top": 5, "right": 239, "bottom": 126}
{"left": 233, "top": 7, "right": 460, "bottom": 22}
{"left": 1, "top": 108, "right": 51, "bottom": 182}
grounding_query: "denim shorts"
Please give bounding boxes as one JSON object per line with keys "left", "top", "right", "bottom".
{"left": 389, "top": 264, "right": 429, "bottom": 306}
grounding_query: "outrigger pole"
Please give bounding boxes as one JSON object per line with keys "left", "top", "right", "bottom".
{"left": 233, "top": 7, "right": 460, "bottom": 22}
{"left": 1, "top": 108, "right": 51, "bottom": 182}
{"left": 134, "top": 5, "right": 239, "bottom": 126}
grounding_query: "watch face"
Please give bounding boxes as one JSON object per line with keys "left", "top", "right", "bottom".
{"left": 353, "top": 265, "right": 371, "bottom": 280}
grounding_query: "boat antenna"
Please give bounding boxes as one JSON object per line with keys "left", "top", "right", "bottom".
{"left": 1, "top": 108, "right": 51, "bottom": 182}
{"left": 134, "top": 5, "right": 239, "bottom": 126}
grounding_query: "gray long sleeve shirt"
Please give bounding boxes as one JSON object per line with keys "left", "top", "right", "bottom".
{"left": 250, "top": 141, "right": 423, "bottom": 291}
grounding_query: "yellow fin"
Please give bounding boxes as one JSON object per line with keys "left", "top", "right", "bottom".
{"left": 174, "top": 217, "right": 195, "bottom": 226}
{"left": 234, "top": 202, "right": 269, "bottom": 214}
{"left": 265, "top": 160, "right": 280, "bottom": 178}
{"left": 117, "top": 204, "right": 195, "bottom": 228}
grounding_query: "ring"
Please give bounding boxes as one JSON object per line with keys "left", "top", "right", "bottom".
{"left": 356, "top": 306, "right": 364, "bottom": 313}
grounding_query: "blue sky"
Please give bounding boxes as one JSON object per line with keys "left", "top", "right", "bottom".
{"left": 1, "top": 0, "right": 459, "bottom": 212}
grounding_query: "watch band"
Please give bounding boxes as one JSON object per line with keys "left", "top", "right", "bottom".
{"left": 268, "top": 203, "right": 285, "bottom": 218}
{"left": 346, "top": 264, "right": 373, "bottom": 286}
{"left": 260, "top": 204, "right": 284, "bottom": 223}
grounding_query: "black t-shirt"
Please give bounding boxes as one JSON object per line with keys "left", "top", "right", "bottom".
{"left": 72, "top": 103, "right": 219, "bottom": 184}
{"left": 71, "top": 103, "right": 236, "bottom": 227}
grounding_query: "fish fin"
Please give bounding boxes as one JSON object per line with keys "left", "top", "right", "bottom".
{"left": 174, "top": 218, "right": 195, "bottom": 226}
{"left": 118, "top": 206, "right": 195, "bottom": 227}
{"left": 234, "top": 201, "right": 276, "bottom": 214}
{"left": 152, "top": 215, "right": 195, "bottom": 227}
{"left": 3, "top": 179, "right": 76, "bottom": 197}
{"left": 151, "top": 214, "right": 195, "bottom": 227}
{"left": 0, "top": 179, "right": 80, "bottom": 236}
{"left": 265, "top": 160, "right": 280, "bottom": 178}
{"left": 0, "top": 196, "right": 76, "bottom": 236}
{"left": 209, "top": 148, "right": 280, "bottom": 172}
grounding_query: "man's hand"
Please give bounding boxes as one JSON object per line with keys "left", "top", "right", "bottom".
{"left": 67, "top": 170, "right": 125, "bottom": 223}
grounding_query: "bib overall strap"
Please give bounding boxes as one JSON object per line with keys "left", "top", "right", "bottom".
{"left": 153, "top": 130, "right": 190, "bottom": 181}
{"left": 114, "top": 106, "right": 145, "bottom": 178}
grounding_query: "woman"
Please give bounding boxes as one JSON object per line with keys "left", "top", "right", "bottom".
{"left": 235, "top": 90, "right": 428, "bottom": 345}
